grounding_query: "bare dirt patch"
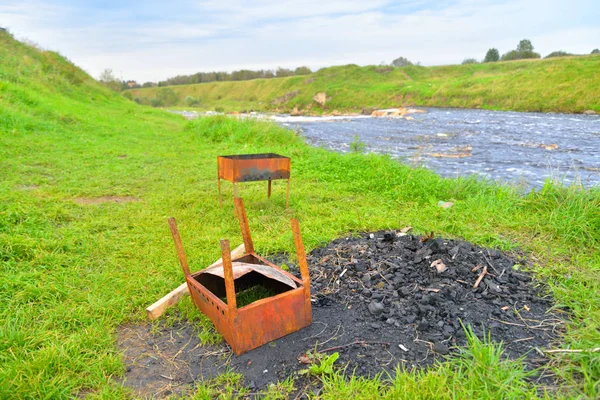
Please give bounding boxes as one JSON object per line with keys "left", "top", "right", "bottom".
{"left": 117, "top": 231, "right": 563, "bottom": 397}
{"left": 117, "top": 323, "right": 227, "bottom": 398}
{"left": 73, "top": 196, "right": 139, "bottom": 205}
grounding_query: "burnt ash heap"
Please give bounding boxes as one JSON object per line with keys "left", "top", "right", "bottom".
{"left": 305, "top": 231, "right": 560, "bottom": 362}
{"left": 118, "top": 231, "right": 563, "bottom": 396}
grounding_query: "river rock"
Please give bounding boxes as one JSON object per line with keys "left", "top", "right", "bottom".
{"left": 583, "top": 110, "right": 597, "bottom": 115}
{"left": 371, "top": 108, "right": 406, "bottom": 117}
{"left": 361, "top": 107, "right": 376, "bottom": 115}
{"left": 371, "top": 108, "right": 426, "bottom": 118}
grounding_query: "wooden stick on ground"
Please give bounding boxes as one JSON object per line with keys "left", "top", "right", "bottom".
{"left": 146, "top": 243, "right": 245, "bottom": 320}
{"left": 473, "top": 265, "right": 488, "bottom": 288}
{"left": 544, "top": 348, "right": 600, "bottom": 354}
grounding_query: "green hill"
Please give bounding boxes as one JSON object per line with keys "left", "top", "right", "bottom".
{"left": 129, "top": 57, "right": 600, "bottom": 114}
{"left": 1, "top": 31, "right": 599, "bottom": 398}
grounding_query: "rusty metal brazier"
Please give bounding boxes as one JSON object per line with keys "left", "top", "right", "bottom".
{"left": 168, "top": 197, "right": 311, "bottom": 355}
{"left": 217, "top": 153, "right": 291, "bottom": 207}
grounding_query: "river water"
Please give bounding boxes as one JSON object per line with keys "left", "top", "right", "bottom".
{"left": 275, "top": 108, "right": 600, "bottom": 189}
{"left": 173, "top": 108, "right": 600, "bottom": 189}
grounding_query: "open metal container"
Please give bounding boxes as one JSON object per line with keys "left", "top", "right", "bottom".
{"left": 168, "top": 198, "right": 311, "bottom": 355}
{"left": 217, "top": 153, "right": 291, "bottom": 207}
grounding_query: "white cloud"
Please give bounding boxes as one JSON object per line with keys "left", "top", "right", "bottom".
{"left": 191, "top": 0, "right": 392, "bottom": 21}
{"left": 1, "top": 0, "right": 598, "bottom": 82}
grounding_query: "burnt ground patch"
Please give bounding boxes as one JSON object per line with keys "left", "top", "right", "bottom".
{"left": 118, "top": 231, "right": 564, "bottom": 398}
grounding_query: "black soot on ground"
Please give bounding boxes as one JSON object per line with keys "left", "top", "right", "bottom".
{"left": 118, "top": 231, "right": 562, "bottom": 397}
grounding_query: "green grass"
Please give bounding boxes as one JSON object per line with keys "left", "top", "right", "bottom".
{"left": 129, "top": 57, "right": 600, "bottom": 114}
{"left": 220, "top": 285, "right": 277, "bottom": 307}
{"left": 1, "top": 31, "right": 600, "bottom": 399}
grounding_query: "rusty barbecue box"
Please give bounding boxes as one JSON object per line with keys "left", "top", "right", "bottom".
{"left": 217, "top": 153, "right": 290, "bottom": 182}
{"left": 168, "top": 198, "right": 311, "bottom": 355}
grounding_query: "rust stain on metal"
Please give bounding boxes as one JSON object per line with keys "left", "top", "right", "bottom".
{"left": 168, "top": 197, "right": 311, "bottom": 355}
{"left": 218, "top": 153, "right": 291, "bottom": 207}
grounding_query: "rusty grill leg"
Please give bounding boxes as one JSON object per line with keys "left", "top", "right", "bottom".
{"left": 291, "top": 218, "right": 312, "bottom": 324}
{"left": 220, "top": 239, "right": 238, "bottom": 319}
{"left": 268, "top": 179, "right": 272, "bottom": 198}
{"left": 168, "top": 218, "right": 191, "bottom": 277}
{"left": 234, "top": 197, "right": 254, "bottom": 254}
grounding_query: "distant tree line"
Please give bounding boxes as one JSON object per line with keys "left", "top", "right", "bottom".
{"left": 115, "top": 66, "right": 313, "bottom": 90}
{"left": 388, "top": 41, "right": 599, "bottom": 68}
{"left": 467, "top": 39, "right": 599, "bottom": 64}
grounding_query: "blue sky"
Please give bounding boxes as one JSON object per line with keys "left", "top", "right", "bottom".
{"left": 1, "top": 1, "right": 598, "bottom": 82}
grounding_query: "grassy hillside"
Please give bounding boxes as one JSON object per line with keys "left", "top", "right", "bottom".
{"left": 129, "top": 57, "right": 600, "bottom": 114}
{"left": 1, "top": 31, "right": 599, "bottom": 398}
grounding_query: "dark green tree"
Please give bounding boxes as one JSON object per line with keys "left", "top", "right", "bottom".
{"left": 294, "top": 66, "right": 312, "bottom": 75}
{"left": 517, "top": 39, "right": 534, "bottom": 53}
{"left": 501, "top": 39, "right": 540, "bottom": 61}
{"left": 484, "top": 48, "right": 499, "bottom": 62}
{"left": 592, "top": 49, "right": 600, "bottom": 54}
{"left": 391, "top": 56, "right": 413, "bottom": 67}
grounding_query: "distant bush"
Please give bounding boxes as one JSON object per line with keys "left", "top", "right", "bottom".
{"left": 462, "top": 58, "right": 479, "bottom": 65}
{"left": 501, "top": 39, "right": 540, "bottom": 61}
{"left": 501, "top": 50, "right": 541, "bottom": 61}
{"left": 545, "top": 51, "right": 573, "bottom": 58}
{"left": 98, "top": 68, "right": 122, "bottom": 92}
{"left": 276, "top": 67, "right": 294, "bottom": 77}
{"left": 592, "top": 49, "right": 600, "bottom": 54}
{"left": 484, "top": 48, "right": 499, "bottom": 62}
{"left": 294, "top": 66, "right": 312, "bottom": 75}
{"left": 391, "top": 56, "right": 413, "bottom": 67}
{"left": 150, "top": 98, "right": 163, "bottom": 107}
{"left": 122, "top": 91, "right": 134, "bottom": 101}
{"left": 215, "top": 106, "right": 224, "bottom": 113}
{"left": 156, "top": 88, "right": 178, "bottom": 106}
{"left": 134, "top": 97, "right": 150, "bottom": 105}
{"left": 184, "top": 95, "right": 200, "bottom": 106}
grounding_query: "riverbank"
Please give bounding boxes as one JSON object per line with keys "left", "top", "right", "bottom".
{"left": 171, "top": 107, "right": 600, "bottom": 190}
{"left": 128, "top": 56, "right": 600, "bottom": 115}
{"left": 2, "top": 31, "right": 599, "bottom": 398}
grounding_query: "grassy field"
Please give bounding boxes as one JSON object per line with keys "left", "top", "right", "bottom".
{"left": 128, "top": 56, "right": 600, "bottom": 114}
{"left": 1, "top": 31, "right": 600, "bottom": 398}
